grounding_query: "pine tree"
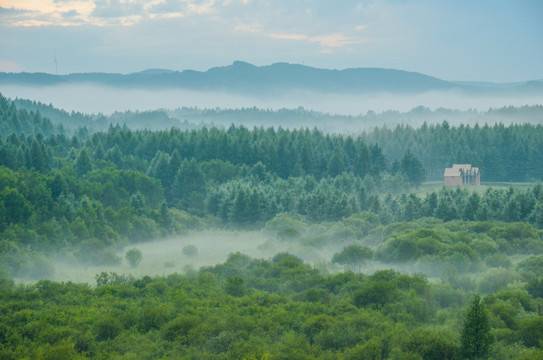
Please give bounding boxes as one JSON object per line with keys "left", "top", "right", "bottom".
{"left": 353, "top": 144, "right": 370, "bottom": 178}
{"left": 171, "top": 159, "right": 205, "bottom": 207}
{"left": 75, "top": 147, "right": 92, "bottom": 176}
{"left": 29, "top": 139, "right": 46, "bottom": 172}
{"left": 50, "top": 173, "right": 67, "bottom": 200}
{"left": 461, "top": 294, "right": 493, "bottom": 359}
{"left": 231, "top": 188, "right": 249, "bottom": 225}
{"left": 327, "top": 148, "right": 345, "bottom": 177}
{"left": 463, "top": 192, "right": 481, "bottom": 221}
{"left": 369, "top": 143, "right": 387, "bottom": 175}
{"left": 400, "top": 150, "right": 426, "bottom": 188}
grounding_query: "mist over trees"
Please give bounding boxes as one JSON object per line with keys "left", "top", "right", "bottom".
{"left": 2, "top": 93, "right": 543, "bottom": 274}
{"left": 1, "top": 92, "right": 543, "bottom": 359}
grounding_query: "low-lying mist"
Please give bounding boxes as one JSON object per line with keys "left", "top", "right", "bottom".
{"left": 3, "top": 83, "right": 541, "bottom": 118}
{"left": 47, "top": 230, "right": 343, "bottom": 284}
{"left": 29, "top": 227, "right": 528, "bottom": 296}
{"left": 29, "top": 230, "right": 405, "bottom": 285}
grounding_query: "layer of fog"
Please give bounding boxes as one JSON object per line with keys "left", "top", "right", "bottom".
{"left": 45, "top": 229, "right": 482, "bottom": 286}
{"left": 48, "top": 230, "right": 412, "bottom": 285}
{"left": 3, "top": 84, "right": 541, "bottom": 117}
{"left": 50, "top": 230, "right": 341, "bottom": 284}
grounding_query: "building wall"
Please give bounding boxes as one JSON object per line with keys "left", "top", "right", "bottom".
{"left": 444, "top": 176, "right": 462, "bottom": 187}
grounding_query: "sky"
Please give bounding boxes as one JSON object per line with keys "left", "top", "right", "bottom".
{"left": 0, "top": 0, "right": 542, "bottom": 82}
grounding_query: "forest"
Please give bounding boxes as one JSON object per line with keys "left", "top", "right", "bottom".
{"left": 1, "top": 92, "right": 543, "bottom": 359}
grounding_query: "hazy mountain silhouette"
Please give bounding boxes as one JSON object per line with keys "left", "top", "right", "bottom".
{"left": 1, "top": 61, "right": 542, "bottom": 95}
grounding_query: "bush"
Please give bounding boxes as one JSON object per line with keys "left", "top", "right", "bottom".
{"left": 517, "top": 255, "right": 543, "bottom": 280}
{"left": 182, "top": 245, "right": 198, "bottom": 257}
{"left": 125, "top": 248, "right": 142, "bottom": 268}
{"left": 520, "top": 316, "right": 543, "bottom": 348}
{"left": 162, "top": 315, "right": 200, "bottom": 342}
{"left": 353, "top": 281, "right": 398, "bottom": 308}
{"left": 526, "top": 277, "right": 543, "bottom": 299}
{"left": 332, "top": 244, "right": 373, "bottom": 272}
{"left": 94, "top": 316, "right": 123, "bottom": 341}
{"left": 225, "top": 276, "right": 245, "bottom": 297}
{"left": 403, "top": 329, "right": 459, "bottom": 360}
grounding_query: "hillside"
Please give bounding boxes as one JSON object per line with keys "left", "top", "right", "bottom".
{"left": 2, "top": 61, "right": 542, "bottom": 96}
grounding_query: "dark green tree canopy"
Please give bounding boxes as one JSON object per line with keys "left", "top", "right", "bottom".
{"left": 400, "top": 150, "right": 426, "bottom": 188}
{"left": 461, "top": 293, "right": 493, "bottom": 359}
{"left": 332, "top": 244, "right": 374, "bottom": 272}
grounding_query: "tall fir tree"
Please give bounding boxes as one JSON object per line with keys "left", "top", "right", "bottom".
{"left": 461, "top": 293, "right": 493, "bottom": 360}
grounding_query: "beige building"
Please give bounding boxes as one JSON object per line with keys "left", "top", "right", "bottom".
{"left": 444, "top": 164, "right": 480, "bottom": 187}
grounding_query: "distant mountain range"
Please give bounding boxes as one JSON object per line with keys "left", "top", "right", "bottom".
{"left": 1, "top": 61, "right": 542, "bottom": 96}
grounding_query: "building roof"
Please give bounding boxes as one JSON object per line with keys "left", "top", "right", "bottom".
{"left": 452, "top": 164, "right": 472, "bottom": 171}
{"left": 444, "top": 168, "right": 460, "bottom": 177}
{"left": 444, "top": 164, "right": 479, "bottom": 177}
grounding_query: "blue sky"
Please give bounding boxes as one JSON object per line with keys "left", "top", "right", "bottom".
{"left": 0, "top": 0, "right": 542, "bottom": 82}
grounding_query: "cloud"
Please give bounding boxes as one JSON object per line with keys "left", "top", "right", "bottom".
{"left": 0, "top": 1, "right": 95, "bottom": 26}
{"left": 0, "top": 6, "right": 31, "bottom": 14}
{"left": 234, "top": 22, "right": 261, "bottom": 33}
{"left": 0, "top": 59, "right": 23, "bottom": 72}
{"left": 148, "top": 12, "right": 184, "bottom": 20}
{"left": 91, "top": 0, "right": 144, "bottom": 19}
{"left": 187, "top": 0, "right": 216, "bottom": 15}
{"left": 269, "top": 33, "right": 307, "bottom": 41}
{"left": 3, "top": 0, "right": 540, "bottom": 82}
{"left": 309, "top": 34, "right": 366, "bottom": 48}
{"left": 268, "top": 32, "right": 366, "bottom": 49}
{"left": 0, "top": 0, "right": 219, "bottom": 26}
{"left": 222, "top": 0, "right": 250, "bottom": 5}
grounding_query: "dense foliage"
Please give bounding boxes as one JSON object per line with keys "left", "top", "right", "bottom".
{"left": 0, "top": 252, "right": 542, "bottom": 359}
{"left": 361, "top": 120, "right": 543, "bottom": 181}
{"left": 11, "top": 95, "right": 543, "bottom": 182}
{"left": 2, "top": 94, "right": 543, "bottom": 278}
{"left": 2, "top": 93, "right": 543, "bottom": 359}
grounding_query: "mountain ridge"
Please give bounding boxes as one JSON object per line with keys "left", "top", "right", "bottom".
{"left": 1, "top": 61, "right": 542, "bottom": 96}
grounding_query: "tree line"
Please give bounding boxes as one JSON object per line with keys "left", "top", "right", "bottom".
{"left": 361, "top": 120, "right": 543, "bottom": 181}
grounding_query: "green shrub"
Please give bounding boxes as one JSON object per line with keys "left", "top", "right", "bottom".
{"left": 517, "top": 255, "right": 543, "bottom": 280}
{"left": 125, "top": 248, "right": 142, "bottom": 268}
{"left": 182, "top": 245, "right": 198, "bottom": 257}
{"left": 94, "top": 316, "right": 123, "bottom": 341}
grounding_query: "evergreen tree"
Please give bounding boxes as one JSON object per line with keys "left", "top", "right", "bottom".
{"left": 29, "top": 139, "right": 47, "bottom": 172}
{"left": 461, "top": 294, "right": 493, "bottom": 360}
{"left": 50, "top": 173, "right": 67, "bottom": 200}
{"left": 353, "top": 145, "right": 370, "bottom": 178}
{"left": 424, "top": 191, "right": 438, "bottom": 217}
{"left": 463, "top": 192, "right": 481, "bottom": 221}
{"left": 327, "top": 148, "right": 345, "bottom": 177}
{"left": 75, "top": 147, "right": 92, "bottom": 176}
{"left": 370, "top": 143, "right": 387, "bottom": 175}
{"left": 400, "top": 150, "right": 426, "bottom": 188}
{"left": 148, "top": 151, "right": 170, "bottom": 187}
{"left": 230, "top": 188, "right": 250, "bottom": 225}
{"left": 168, "top": 150, "right": 182, "bottom": 184}
{"left": 171, "top": 159, "right": 205, "bottom": 206}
